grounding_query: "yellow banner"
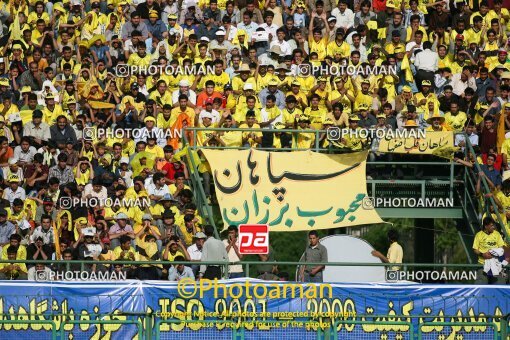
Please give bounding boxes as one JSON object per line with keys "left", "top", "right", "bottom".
{"left": 203, "top": 149, "right": 383, "bottom": 231}
{"left": 377, "top": 131, "right": 454, "bottom": 155}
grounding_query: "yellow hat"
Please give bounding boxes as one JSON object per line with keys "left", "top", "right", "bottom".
{"left": 366, "top": 20, "right": 378, "bottom": 30}
{"left": 291, "top": 80, "right": 300, "bottom": 86}
{"left": 404, "top": 120, "right": 418, "bottom": 128}
{"left": 8, "top": 174, "right": 19, "bottom": 183}
{"left": 88, "top": 35, "right": 105, "bottom": 48}
{"left": 386, "top": 0, "right": 396, "bottom": 8}
{"left": 268, "top": 78, "right": 278, "bottom": 86}
{"left": 168, "top": 13, "right": 177, "bottom": 19}
{"left": 75, "top": 217, "right": 88, "bottom": 225}
{"left": 149, "top": 10, "right": 159, "bottom": 18}
{"left": 402, "top": 85, "right": 412, "bottom": 93}
{"left": 504, "top": 102, "right": 510, "bottom": 109}
{"left": 0, "top": 79, "right": 9, "bottom": 87}
{"left": 349, "top": 115, "right": 360, "bottom": 121}
{"left": 12, "top": 44, "right": 22, "bottom": 51}
{"left": 21, "top": 86, "right": 31, "bottom": 93}
{"left": 393, "top": 46, "right": 405, "bottom": 53}
{"left": 67, "top": 97, "right": 77, "bottom": 105}
{"left": 144, "top": 116, "right": 156, "bottom": 123}
{"left": 323, "top": 118, "right": 334, "bottom": 125}
{"left": 299, "top": 114, "right": 311, "bottom": 123}
{"left": 53, "top": 3, "right": 65, "bottom": 13}
{"left": 422, "top": 80, "right": 432, "bottom": 86}
{"left": 376, "top": 114, "right": 386, "bottom": 119}
{"left": 361, "top": 79, "right": 370, "bottom": 85}
{"left": 317, "top": 76, "right": 327, "bottom": 82}
{"left": 45, "top": 93, "right": 55, "bottom": 100}
{"left": 426, "top": 113, "right": 445, "bottom": 124}
{"left": 334, "top": 77, "right": 345, "bottom": 83}
{"left": 357, "top": 103, "right": 369, "bottom": 111}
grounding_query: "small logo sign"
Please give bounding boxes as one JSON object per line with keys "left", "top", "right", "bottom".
{"left": 239, "top": 224, "right": 269, "bottom": 254}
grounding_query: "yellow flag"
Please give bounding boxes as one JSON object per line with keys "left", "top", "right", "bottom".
{"left": 52, "top": 221, "right": 61, "bottom": 260}
{"left": 497, "top": 109, "right": 506, "bottom": 153}
{"left": 11, "top": 13, "right": 22, "bottom": 41}
{"left": 204, "top": 149, "right": 383, "bottom": 231}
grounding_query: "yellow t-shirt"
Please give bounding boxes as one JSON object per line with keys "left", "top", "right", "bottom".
{"left": 387, "top": 241, "right": 403, "bottom": 270}
{"left": 473, "top": 230, "right": 505, "bottom": 264}
{"left": 444, "top": 111, "right": 467, "bottom": 132}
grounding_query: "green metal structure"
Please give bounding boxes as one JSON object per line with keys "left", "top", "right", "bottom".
{"left": 180, "top": 127, "right": 503, "bottom": 263}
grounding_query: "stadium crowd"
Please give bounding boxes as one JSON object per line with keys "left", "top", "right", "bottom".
{"left": 0, "top": 0, "right": 508, "bottom": 282}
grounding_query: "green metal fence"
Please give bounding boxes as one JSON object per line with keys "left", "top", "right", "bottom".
{"left": 417, "top": 321, "right": 499, "bottom": 340}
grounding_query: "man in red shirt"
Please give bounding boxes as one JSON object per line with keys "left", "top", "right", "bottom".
{"left": 196, "top": 80, "right": 223, "bottom": 109}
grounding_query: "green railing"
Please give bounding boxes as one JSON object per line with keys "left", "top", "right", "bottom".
{"left": 0, "top": 319, "right": 57, "bottom": 338}
{"left": 0, "top": 259, "right": 484, "bottom": 282}
{"left": 417, "top": 322, "right": 498, "bottom": 340}
{"left": 60, "top": 319, "right": 144, "bottom": 340}
{"left": 185, "top": 127, "right": 331, "bottom": 152}
{"left": 333, "top": 320, "right": 414, "bottom": 340}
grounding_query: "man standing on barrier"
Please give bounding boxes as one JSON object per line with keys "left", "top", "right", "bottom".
{"left": 199, "top": 225, "right": 228, "bottom": 280}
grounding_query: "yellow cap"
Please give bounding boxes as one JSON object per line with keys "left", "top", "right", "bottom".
{"left": 402, "top": 85, "right": 412, "bottom": 93}
{"left": 422, "top": 80, "right": 432, "bottom": 86}
{"left": 144, "top": 116, "right": 156, "bottom": 123}
{"left": 21, "top": 86, "right": 31, "bottom": 93}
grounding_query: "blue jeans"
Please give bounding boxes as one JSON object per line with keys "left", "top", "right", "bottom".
{"left": 229, "top": 272, "right": 244, "bottom": 279}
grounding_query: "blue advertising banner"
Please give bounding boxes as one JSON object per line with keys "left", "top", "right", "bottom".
{"left": 0, "top": 280, "right": 508, "bottom": 339}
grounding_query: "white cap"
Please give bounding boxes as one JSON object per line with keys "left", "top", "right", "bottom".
{"left": 216, "top": 29, "right": 226, "bottom": 36}
{"left": 9, "top": 112, "right": 21, "bottom": 123}
{"left": 8, "top": 157, "right": 18, "bottom": 165}
{"left": 200, "top": 37, "right": 210, "bottom": 42}
{"left": 120, "top": 157, "right": 129, "bottom": 164}
{"left": 202, "top": 112, "right": 214, "bottom": 120}
{"left": 82, "top": 227, "right": 96, "bottom": 236}
{"left": 243, "top": 83, "right": 254, "bottom": 90}
{"left": 179, "top": 79, "right": 190, "bottom": 87}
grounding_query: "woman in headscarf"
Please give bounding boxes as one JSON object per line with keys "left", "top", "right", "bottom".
{"left": 104, "top": 78, "right": 122, "bottom": 106}
{"left": 81, "top": 11, "right": 101, "bottom": 41}
{"left": 116, "top": 95, "right": 141, "bottom": 130}
{"left": 150, "top": 41, "right": 172, "bottom": 64}
{"left": 231, "top": 29, "right": 249, "bottom": 56}
{"left": 38, "top": 79, "right": 60, "bottom": 105}
{"left": 104, "top": 12, "right": 121, "bottom": 41}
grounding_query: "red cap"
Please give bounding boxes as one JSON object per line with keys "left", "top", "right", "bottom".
{"left": 499, "top": 49, "right": 508, "bottom": 55}
{"left": 455, "top": 34, "right": 464, "bottom": 40}
{"left": 205, "top": 98, "right": 214, "bottom": 105}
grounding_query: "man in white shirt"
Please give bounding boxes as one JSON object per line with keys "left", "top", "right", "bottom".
{"left": 198, "top": 99, "right": 221, "bottom": 125}
{"left": 259, "top": 10, "right": 278, "bottom": 39}
{"left": 237, "top": 12, "right": 259, "bottom": 40}
{"left": 23, "top": 110, "right": 51, "bottom": 147}
{"left": 13, "top": 137, "right": 37, "bottom": 165}
{"left": 451, "top": 67, "right": 477, "bottom": 97}
{"left": 27, "top": 263, "right": 53, "bottom": 281}
{"left": 331, "top": 0, "right": 354, "bottom": 31}
{"left": 414, "top": 41, "right": 439, "bottom": 91}
{"left": 3, "top": 175, "right": 25, "bottom": 205}
{"left": 187, "top": 232, "right": 206, "bottom": 276}
{"left": 405, "top": 31, "right": 424, "bottom": 63}
{"left": 82, "top": 178, "right": 108, "bottom": 203}
{"left": 269, "top": 28, "right": 292, "bottom": 56}
{"left": 147, "top": 172, "right": 170, "bottom": 204}
{"left": 223, "top": 225, "right": 244, "bottom": 278}
{"left": 172, "top": 80, "right": 197, "bottom": 106}
{"left": 168, "top": 255, "right": 195, "bottom": 281}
